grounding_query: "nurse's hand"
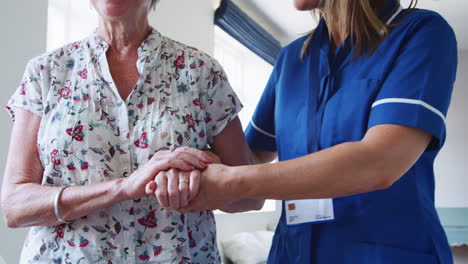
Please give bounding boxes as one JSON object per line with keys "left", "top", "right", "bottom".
{"left": 122, "top": 148, "right": 212, "bottom": 200}
{"left": 179, "top": 164, "right": 240, "bottom": 213}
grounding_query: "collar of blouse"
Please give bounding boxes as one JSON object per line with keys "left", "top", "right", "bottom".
{"left": 88, "top": 27, "right": 163, "bottom": 76}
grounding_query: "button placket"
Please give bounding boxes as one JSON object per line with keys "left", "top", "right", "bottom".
{"left": 116, "top": 101, "right": 134, "bottom": 258}
{"left": 118, "top": 102, "right": 133, "bottom": 176}
{"left": 120, "top": 48, "right": 152, "bottom": 260}
{"left": 97, "top": 52, "right": 135, "bottom": 258}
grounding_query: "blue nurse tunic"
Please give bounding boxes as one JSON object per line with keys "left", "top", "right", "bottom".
{"left": 245, "top": 4, "right": 458, "bottom": 264}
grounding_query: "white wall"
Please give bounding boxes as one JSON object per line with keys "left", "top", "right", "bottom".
{"left": 436, "top": 50, "right": 468, "bottom": 264}
{"left": 435, "top": 50, "right": 468, "bottom": 208}
{"left": 150, "top": 0, "right": 215, "bottom": 56}
{"left": 0, "top": 1, "right": 48, "bottom": 263}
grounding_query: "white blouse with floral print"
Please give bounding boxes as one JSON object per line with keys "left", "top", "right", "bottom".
{"left": 6, "top": 29, "right": 242, "bottom": 264}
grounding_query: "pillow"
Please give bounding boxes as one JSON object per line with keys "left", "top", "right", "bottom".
{"left": 221, "top": 231, "right": 274, "bottom": 264}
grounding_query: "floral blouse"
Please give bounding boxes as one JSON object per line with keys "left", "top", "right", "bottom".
{"left": 6, "top": 29, "right": 242, "bottom": 264}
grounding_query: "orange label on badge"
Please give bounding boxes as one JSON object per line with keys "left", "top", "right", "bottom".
{"left": 288, "top": 203, "right": 296, "bottom": 211}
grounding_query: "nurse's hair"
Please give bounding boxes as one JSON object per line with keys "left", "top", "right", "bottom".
{"left": 301, "top": 0, "right": 418, "bottom": 59}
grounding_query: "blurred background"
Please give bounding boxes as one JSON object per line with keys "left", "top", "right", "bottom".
{"left": 0, "top": 0, "right": 467, "bottom": 263}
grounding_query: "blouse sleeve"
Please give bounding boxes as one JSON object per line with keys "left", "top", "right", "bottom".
{"left": 368, "top": 13, "right": 458, "bottom": 151}
{"left": 202, "top": 58, "right": 243, "bottom": 144}
{"left": 6, "top": 58, "right": 45, "bottom": 121}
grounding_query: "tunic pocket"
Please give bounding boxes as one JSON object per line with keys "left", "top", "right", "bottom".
{"left": 320, "top": 79, "right": 381, "bottom": 147}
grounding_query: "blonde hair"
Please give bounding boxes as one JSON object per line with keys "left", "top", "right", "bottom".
{"left": 301, "top": 0, "right": 418, "bottom": 58}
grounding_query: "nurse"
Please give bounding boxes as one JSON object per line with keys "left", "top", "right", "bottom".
{"left": 182, "top": 0, "right": 458, "bottom": 263}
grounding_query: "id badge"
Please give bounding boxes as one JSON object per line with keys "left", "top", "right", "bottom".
{"left": 285, "top": 199, "right": 334, "bottom": 225}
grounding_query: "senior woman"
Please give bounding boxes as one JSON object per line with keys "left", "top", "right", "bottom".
{"left": 1, "top": 0, "right": 261, "bottom": 263}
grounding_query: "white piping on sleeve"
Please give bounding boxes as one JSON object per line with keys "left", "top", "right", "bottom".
{"left": 250, "top": 120, "right": 276, "bottom": 139}
{"left": 372, "top": 98, "right": 446, "bottom": 124}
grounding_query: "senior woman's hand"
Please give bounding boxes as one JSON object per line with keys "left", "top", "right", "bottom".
{"left": 145, "top": 150, "right": 221, "bottom": 210}
{"left": 146, "top": 169, "right": 201, "bottom": 210}
{"left": 122, "top": 147, "right": 212, "bottom": 200}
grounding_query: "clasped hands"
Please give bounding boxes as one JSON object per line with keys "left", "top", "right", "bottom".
{"left": 123, "top": 146, "right": 234, "bottom": 213}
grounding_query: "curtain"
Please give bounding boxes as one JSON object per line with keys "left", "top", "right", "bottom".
{"left": 214, "top": 0, "right": 282, "bottom": 65}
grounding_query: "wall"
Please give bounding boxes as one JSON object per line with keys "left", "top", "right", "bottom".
{"left": 0, "top": 1, "right": 48, "bottom": 263}
{"left": 437, "top": 50, "right": 468, "bottom": 264}
{"left": 149, "top": 0, "right": 215, "bottom": 56}
{"left": 435, "top": 50, "right": 468, "bottom": 208}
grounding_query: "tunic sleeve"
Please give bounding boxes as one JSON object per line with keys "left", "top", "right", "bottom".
{"left": 368, "top": 13, "right": 458, "bottom": 151}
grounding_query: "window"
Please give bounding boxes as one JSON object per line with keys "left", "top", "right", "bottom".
{"left": 214, "top": 26, "right": 274, "bottom": 128}
{"left": 47, "top": 0, "right": 97, "bottom": 51}
{"left": 214, "top": 26, "right": 276, "bottom": 213}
